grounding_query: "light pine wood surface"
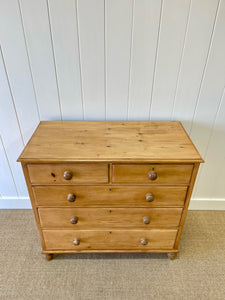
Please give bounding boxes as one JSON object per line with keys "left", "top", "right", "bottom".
{"left": 33, "top": 185, "right": 187, "bottom": 207}
{"left": 18, "top": 121, "right": 203, "bottom": 258}
{"left": 27, "top": 163, "right": 109, "bottom": 184}
{"left": 38, "top": 207, "right": 183, "bottom": 229}
{"left": 112, "top": 164, "right": 193, "bottom": 184}
{"left": 43, "top": 229, "right": 178, "bottom": 251}
{"left": 18, "top": 121, "right": 203, "bottom": 163}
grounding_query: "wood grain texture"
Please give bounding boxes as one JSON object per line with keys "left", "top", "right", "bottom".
{"left": 174, "top": 163, "right": 199, "bottom": 248}
{"left": 27, "top": 163, "right": 108, "bottom": 185}
{"left": 43, "top": 229, "right": 178, "bottom": 250}
{"left": 38, "top": 207, "right": 182, "bottom": 229}
{"left": 112, "top": 164, "right": 193, "bottom": 185}
{"left": 18, "top": 121, "right": 203, "bottom": 256}
{"left": 21, "top": 163, "right": 46, "bottom": 250}
{"left": 17, "top": 121, "right": 203, "bottom": 162}
{"left": 33, "top": 185, "right": 187, "bottom": 207}
{"left": 42, "top": 249, "right": 179, "bottom": 254}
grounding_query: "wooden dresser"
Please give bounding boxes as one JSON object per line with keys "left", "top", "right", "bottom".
{"left": 18, "top": 121, "right": 203, "bottom": 260}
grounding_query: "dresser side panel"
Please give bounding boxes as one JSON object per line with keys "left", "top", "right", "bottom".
{"left": 174, "top": 163, "right": 200, "bottom": 249}
{"left": 21, "top": 162, "right": 46, "bottom": 251}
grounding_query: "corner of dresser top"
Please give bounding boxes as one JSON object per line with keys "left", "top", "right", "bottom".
{"left": 17, "top": 121, "right": 43, "bottom": 162}
{"left": 178, "top": 122, "right": 204, "bottom": 163}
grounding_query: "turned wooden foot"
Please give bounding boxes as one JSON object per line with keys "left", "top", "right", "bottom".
{"left": 167, "top": 253, "right": 177, "bottom": 260}
{"left": 44, "top": 254, "right": 53, "bottom": 261}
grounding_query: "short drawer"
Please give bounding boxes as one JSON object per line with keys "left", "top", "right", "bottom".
{"left": 38, "top": 207, "right": 182, "bottom": 229}
{"left": 28, "top": 163, "right": 108, "bottom": 185}
{"left": 33, "top": 186, "right": 187, "bottom": 207}
{"left": 43, "top": 229, "right": 178, "bottom": 250}
{"left": 112, "top": 164, "right": 193, "bottom": 185}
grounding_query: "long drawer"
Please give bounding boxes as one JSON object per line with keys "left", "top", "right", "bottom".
{"left": 38, "top": 207, "right": 182, "bottom": 229}
{"left": 112, "top": 164, "right": 193, "bottom": 184}
{"left": 33, "top": 186, "right": 187, "bottom": 207}
{"left": 43, "top": 229, "right": 178, "bottom": 250}
{"left": 28, "top": 163, "right": 109, "bottom": 185}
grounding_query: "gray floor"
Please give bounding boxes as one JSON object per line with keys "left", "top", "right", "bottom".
{"left": 0, "top": 210, "right": 225, "bottom": 300}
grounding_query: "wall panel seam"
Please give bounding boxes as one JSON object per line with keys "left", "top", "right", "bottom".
{"left": 149, "top": 0, "right": 164, "bottom": 120}
{"left": 189, "top": 0, "right": 221, "bottom": 134}
{"left": 104, "top": 0, "right": 107, "bottom": 120}
{"left": 75, "top": 0, "right": 86, "bottom": 120}
{"left": 18, "top": 0, "right": 41, "bottom": 122}
{"left": 171, "top": 0, "right": 192, "bottom": 120}
{"left": 126, "top": 0, "right": 135, "bottom": 120}
{"left": 202, "top": 85, "right": 225, "bottom": 158}
{"left": 46, "top": 0, "right": 62, "bottom": 120}
{"left": 0, "top": 135, "right": 19, "bottom": 197}
{"left": 0, "top": 46, "right": 25, "bottom": 146}
{"left": 192, "top": 85, "right": 225, "bottom": 196}
{"left": 75, "top": 0, "right": 84, "bottom": 120}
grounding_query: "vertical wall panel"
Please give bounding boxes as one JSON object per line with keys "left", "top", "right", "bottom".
{"left": 0, "top": 0, "right": 225, "bottom": 207}
{"left": 191, "top": 0, "right": 225, "bottom": 200}
{"left": 150, "top": 0, "right": 190, "bottom": 120}
{"left": 210, "top": 95, "right": 225, "bottom": 199}
{"left": 128, "top": 0, "right": 162, "bottom": 120}
{"left": 195, "top": 93, "right": 225, "bottom": 199}
{"left": 77, "top": 0, "right": 105, "bottom": 120}
{"left": 172, "top": 0, "right": 219, "bottom": 132}
{"left": 190, "top": 0, "right": 225, "bottom": 157}
{"left": 48, "top": 0, "right": 83, "bottom": 120}
{"left": 0, "top": 137, "right": 17, "bottom": 197}
{"left": 0, "top": 50, "right": 28, "bottom": 197}
{"left": 19, "top": 0, "right": 61, "bottom": 120}
{"left": 106, "top": 0, "right": 133, "bottom": 120}
{"left": 0, "top": 0, "right": 39, "bottom": 144}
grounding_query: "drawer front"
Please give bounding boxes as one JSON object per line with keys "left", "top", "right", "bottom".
{"left": 33, "top": 186, "right": 187, "bottom": 207}
{"left": 38, "top": 207, "right": 182, "bottom": 229}
{"left": 28, "top": 163, "right": 108, "bottom": 185}
{"left": 43, "top": 229, "right": 178, "bottom": 250}
{"left": 112, "top": 164, "right": 193, "bottom": 184}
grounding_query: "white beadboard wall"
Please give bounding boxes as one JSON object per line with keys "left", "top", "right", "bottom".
{"left": 0, "top": 0, "right": 225, "bottom": 209}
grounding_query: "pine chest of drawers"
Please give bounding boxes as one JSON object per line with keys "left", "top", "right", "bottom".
{"left": 18, "top": 121, "right": 203, "bottom": 260}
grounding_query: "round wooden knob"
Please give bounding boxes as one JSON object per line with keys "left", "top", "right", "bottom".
{"left": 146, "top": 193, "right": 154, "bottom": 202}
{"left": 67, "top": 193, "right": 76, "bottom": 202}
{"left": 73, "top": 238, "right": 80, "bottom": 245}
{"left": 64, "top": 171, "right": 73, "bottom": 180}
{"left": 143, "top": 216, "right": 150, "bottom": 224}
{"left": 148, "top": 171, "right": 157, "bottom": 181}
{"left": 70, "top": 216, "right": 78, "bottom": 224}
{"left": 141, "top": 238, "right": 148, "bottom": 245}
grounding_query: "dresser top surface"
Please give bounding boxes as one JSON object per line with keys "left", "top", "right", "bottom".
{"left": 18, "top": 121, "right": 203, "bottom": 163}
